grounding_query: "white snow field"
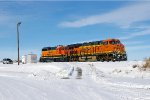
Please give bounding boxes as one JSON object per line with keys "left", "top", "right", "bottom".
{"left": 0, "top": 61, "right": 150, "bottom": 100}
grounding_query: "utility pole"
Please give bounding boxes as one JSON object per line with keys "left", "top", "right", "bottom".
{"left": 17, "top": 22, "right": 21, "bottom": 65}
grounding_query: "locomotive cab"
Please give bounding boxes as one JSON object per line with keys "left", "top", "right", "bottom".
{"left": 41, "top": 47, "right": 51, "bottom": 57}
{"left": 107, "top": 39, "right": 127, "bottom": 61}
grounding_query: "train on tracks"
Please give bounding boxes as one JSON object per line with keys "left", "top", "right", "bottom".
{"left": 40, "top": 38, "right": 127, "bottom": 62}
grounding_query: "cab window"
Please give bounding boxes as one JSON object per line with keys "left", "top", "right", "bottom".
{"left": 116, "top": 40, "right": 120, "bottom": 44}
{"left": 109, "top": 41, "right": 116, "bottom": 45}
{"left": 42, "top": 48, "right": 48, "bottom": 51}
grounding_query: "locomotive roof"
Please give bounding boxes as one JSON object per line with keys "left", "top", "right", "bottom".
{"left": 103, "top": 38, "right": 119, "bottom": 41}
{"left": 67, "top": 43, "right": 82, "bottom": 48}
{"left": 42, "top": 38, "right": 121, "bottom": 50}
{"left": 42, "top": 47, "right": 56, "bottom": 50}
{"left": 42, "top": 47, "right": 51, "bottom": 49}
{"left": 82, "top": 40, "right": 103, "bottom": 46}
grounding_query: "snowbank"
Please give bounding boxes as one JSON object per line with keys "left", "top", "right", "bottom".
{"left": 0, "top": 61, "right": 150, "bottom": 100}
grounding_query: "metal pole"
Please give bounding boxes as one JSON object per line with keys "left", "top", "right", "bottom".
{"left": 17, "top": 22, "right": 21, "bottom": 65}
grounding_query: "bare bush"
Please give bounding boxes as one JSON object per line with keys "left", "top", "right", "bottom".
{"left": 133, "top": 58, "right": 150, "bottom": 71}
{"left": 132, "top": 64, "right": 138, "bottom": 68}
{"left": 143, "top": 58, "right": 150, "bottom": 69}
{"left": 132, "top": 64, "right": 144, "bottom": 72}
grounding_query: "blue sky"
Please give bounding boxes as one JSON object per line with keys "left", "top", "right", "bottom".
{"left": 0, "top": 1, "right": 150, "bottom": 60}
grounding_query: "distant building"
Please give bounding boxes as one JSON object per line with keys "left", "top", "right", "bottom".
{"left": 22, "top": 55, "right": 27, "bottom": 64}
{"left": 22, "top": 54, "right": 37, "bottom": 64}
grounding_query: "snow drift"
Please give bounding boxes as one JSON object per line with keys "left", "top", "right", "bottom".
{"left": 0, "top": 61, "right": 150, "bottom": 100}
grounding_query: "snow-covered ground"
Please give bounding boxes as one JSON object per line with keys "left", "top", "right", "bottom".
{"left": 0, "top": 61, "right": 150, "bottom": 100}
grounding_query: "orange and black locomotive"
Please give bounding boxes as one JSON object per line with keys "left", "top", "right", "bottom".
{"left": 40, "top": 38, "right": 127, "bottom": 62}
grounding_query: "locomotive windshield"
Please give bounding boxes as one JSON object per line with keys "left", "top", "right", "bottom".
{"left": 109, "top": 41, "right": 115, "bottom": 45}
{"left": 116, "top": 40, "right": 120, "bottom": 44}
{"left": 109, "top": 40, "right": 121, "bottom": 45}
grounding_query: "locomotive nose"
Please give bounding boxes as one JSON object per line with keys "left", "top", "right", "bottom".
{"left": 117, "top": 44, "right": 123, "bottom": 48}
{"left": 120, "top": 44, "right": 125, "bottom": 51}
{"left": 120, "top": 43, "right": 123, "bottom": 47}
{"left": 121, "top": 44, "right": 125, "bottom": 48}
